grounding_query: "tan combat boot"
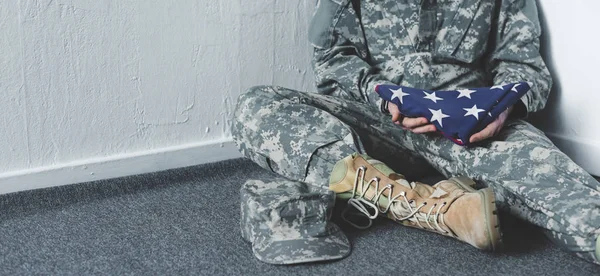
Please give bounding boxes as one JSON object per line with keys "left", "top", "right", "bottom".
{"left": 329, "top": 153, "right": 502, "bottom": 251}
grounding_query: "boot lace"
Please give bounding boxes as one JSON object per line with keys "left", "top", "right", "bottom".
{"left": 342, "top": 166, "right": 449, "bottom": 234}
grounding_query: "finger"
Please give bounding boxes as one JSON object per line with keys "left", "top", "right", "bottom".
{"left": 410, "top": 124, "right": 437, "bottom": 134}
{"left": 389, "top": 104, "right": 401, "bottom": 122}
{"left": 469, "top": 123, "right": 497, "bottom": 143}
{"left": 402, "top": 117, "right": 429, "bottom": 128}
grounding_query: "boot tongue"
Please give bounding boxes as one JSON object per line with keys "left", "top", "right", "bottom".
{"left": 363, "top": 156, "right": 447, "bottom": 196}
{"left": 430, "top": 187, "right": 449, "bottom": 198}
{"left": 365, "top": 158, "right": 412, "bottom": 188}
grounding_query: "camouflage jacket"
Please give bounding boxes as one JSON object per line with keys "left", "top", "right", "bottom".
{"left": 309, "top": 0, "right": 553, "bottom": 114}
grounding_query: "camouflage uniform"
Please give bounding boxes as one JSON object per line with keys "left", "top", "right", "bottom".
{"left": 232, "top": 0, "right": 600, "bottom": 263}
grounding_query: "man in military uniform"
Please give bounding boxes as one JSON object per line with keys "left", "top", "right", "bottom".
{"left": 233, "top": 0, "right": 600, "bottom": 264}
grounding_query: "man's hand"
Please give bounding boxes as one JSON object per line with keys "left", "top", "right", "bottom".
{"left": 389, "top": 102, "right": 513, "bottom": 142}
{"left": 388, "top": 102, "right": 437, "bottom": 134}
{"left": 469, "top": 106, "right": 513, "bottom": 143}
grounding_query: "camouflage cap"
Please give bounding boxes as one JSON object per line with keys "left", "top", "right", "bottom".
{"left": 240, "top": 179, "right": 351, "bottom": 265}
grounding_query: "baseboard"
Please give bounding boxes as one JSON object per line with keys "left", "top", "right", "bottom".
{"left": 2, "top": 133, "right": 595, "bottom": 196}
{"left": 545, "top": 132, "right": 600, "bottom": 177}
{"left": 0, "top": 138, "right": 242, "bottom": 195}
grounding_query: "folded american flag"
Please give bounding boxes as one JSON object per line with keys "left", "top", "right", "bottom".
{"left": 375, "top": 82, "right": 530, "bottom": 146}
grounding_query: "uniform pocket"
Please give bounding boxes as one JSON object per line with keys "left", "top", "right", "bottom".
{"left": 238, "top": 127, "right": 345, "bottom": 183}
{"left": 308, "top": 0, "right": 347, "bottom": 49}
{"left": 246, "top": 92, "right": 361, "bottom": 183}
{"left": 434, "top": 0, "right": 493, "bottom": 63}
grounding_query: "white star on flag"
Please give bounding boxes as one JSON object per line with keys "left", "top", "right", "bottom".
{"left": 423, "top": 91, "right": 443, "bottom": 103}
{"left": 429, "top": 108, "right": 450, "bottom": 127}
{"left": 373, "top": 82, "right": 531, "bottom": 146}
{"left": 511, "top": 83, "right": 521, "bottom": 93}
{"left": 457, "top": 89, "right": 476, "bottom": 99}
{"left": 463, "top": 104, "right": 486, "bottom": 120}
{"left": 390, "top": 88, "right": 409, "bottom": 104}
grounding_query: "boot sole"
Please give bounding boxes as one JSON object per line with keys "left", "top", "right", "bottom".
{"left": 479, "top": 187, "right": 503, "bottom": 251}
{"left": 450, "top": 177, "right": 502, "bottom": 251}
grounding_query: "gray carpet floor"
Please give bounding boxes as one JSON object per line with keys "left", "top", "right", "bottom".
{"left": 1, "top": 158, "right": 599, "bottom": 275}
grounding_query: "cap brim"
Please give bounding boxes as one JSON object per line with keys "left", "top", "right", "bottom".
{"left": 252, "top": 223, "right": 351, "bottom": 265}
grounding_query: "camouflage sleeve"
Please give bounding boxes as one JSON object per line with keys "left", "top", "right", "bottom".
{"left": 308, "top": 0, "right": 395, "bottom": 107}
{"left": 488, "top": 0, "right": 553, "bottom": 114}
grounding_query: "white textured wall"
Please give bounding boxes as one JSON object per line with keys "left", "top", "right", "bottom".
{"left": 0, "top": 1, "right": 315, "bottom": 177}
{"left": 2, "top": 0, "right": 597, "bottom": 192}
{"left": 530, "top": 1, "right": 600, "bottom": 176}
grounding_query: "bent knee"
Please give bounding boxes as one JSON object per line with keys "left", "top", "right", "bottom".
{"left": 246, "top": 85, "right": 274, "bottom": 95}
{"left": 234, "top": 85, "right": 302, "bottom": 119}
{"left": 232, "top": 85, "right": 279, "bottom": 140}
{"left": 234, "top": 85, "right": 278, "bottom": 120}
{"left": 231, "top": 86, "right": 282, "bottom": 162}
{"left": 238, "top": 85, "right": 277, "bottom": 104}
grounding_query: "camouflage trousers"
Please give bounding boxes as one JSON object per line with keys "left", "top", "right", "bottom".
{"left": 231, "top": 85, "right": 600, "bottom": 264}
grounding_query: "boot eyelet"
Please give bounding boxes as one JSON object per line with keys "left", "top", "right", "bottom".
{"left": 409, "top": 200, "right": 415, "bottom": 204}
{"left": 423, "top": 202, "right": 428, "bottom": 205}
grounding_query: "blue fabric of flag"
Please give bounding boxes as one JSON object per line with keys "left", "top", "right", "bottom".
{"left": 375, "top": 82, "right": 531, "bottom": 146}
